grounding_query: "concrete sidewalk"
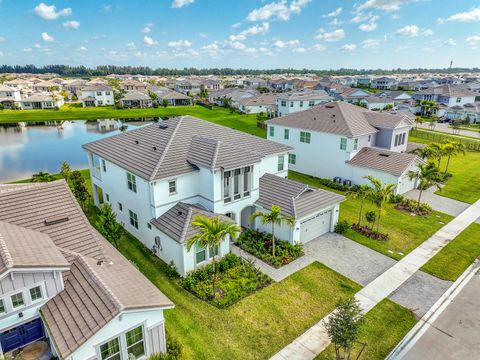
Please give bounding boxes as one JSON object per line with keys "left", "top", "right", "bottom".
{"left": 271, "top": 198, "right": 480, "bottom": 360}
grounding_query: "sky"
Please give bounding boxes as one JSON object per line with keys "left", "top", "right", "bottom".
{"left": 0, "top": 0, "right": 479, "bottom": 70}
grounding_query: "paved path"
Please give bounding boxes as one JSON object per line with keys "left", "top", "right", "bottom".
{"left": 271, "top": 198, "right": 480, "bottom": 360}
{"left": 418, "top": 122, "right": 480, "bottom": 138}
{"left": 404, "top": 187, "right": 480, "bottom": 224}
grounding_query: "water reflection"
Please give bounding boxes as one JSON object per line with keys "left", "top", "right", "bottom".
{"left": 0, "top": 118, "right": 156, "bottom": 182}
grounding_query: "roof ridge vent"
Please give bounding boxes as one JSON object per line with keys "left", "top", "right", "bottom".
{"left": 44, "top": 216, "right": 69, "bottom": 226}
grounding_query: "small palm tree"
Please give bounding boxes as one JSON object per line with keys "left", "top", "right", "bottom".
{"left": 347, "top": 185, "right": 371, "bottom": 226}
{"left": 364, "top": 176, "right": 396, "bottom": 233}
{"left": 408, "top": 162, "right": 442, "bottom": 211}
{"left": 442, "top": 140, "right": 465, "bottom": 173}
{"left": 428, "top": 142, "right": 446, "bottom": 168}
{"left": 250, "top": 205, "right": 295, "bottom": 257}
{"left": 186, "top": 215, "right": 240, "bottom": 299}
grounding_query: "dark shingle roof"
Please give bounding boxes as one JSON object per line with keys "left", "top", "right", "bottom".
{"left": 346, "top": 147, "right": 423, "bottom": 176}
{"left": 256, "top": 174, "right": 345, "bottom": 218}
{"left": 83, "top": 116, "right": 291, "bottom": 181}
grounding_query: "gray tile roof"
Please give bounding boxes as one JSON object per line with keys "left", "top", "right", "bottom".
{"left": 0, "top": 181, "right": 173, "bottom": 359}
{"left": 256, "top": 174, "right": 345, "bottom": 219}
{"left": 268, "top": 101, "right": 379, "bottom": 137}
{"left": 83, "top": 116, "right": 292, "bottom": 181}
{"left": 346, "top": 147, "right": 423, "bottom": 176}
{"left": 276, "top": 89, "right": 332, "bottom": 101}
{"left": 416, "top": 84, "right": 477, "bottom": 97}
{"left": 363, "top": 111, "right": 413, "bottom": 129}
{"left": 121, "top": 90, "right": 151, "bottom": 101}
{"left": 151, "top": 202, "right": 231, "bottom": 243}
{"left": 81, "top": 84, "right": 113, "bottom": 92}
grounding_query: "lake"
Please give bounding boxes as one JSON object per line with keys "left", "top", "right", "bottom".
{"left": 0, "top": 118, "right": 156, "bottom": 182}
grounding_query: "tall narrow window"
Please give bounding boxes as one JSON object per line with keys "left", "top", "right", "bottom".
{"left": 299, "top": 101, "right": 303, "bottom": 107}
{"left": 195, "top": 243, "right": 206, "bottom": 264}
{"left": 353, "top": 138, "right": 358, "bottom": 151}
{"left": 288, "top": 153, "right": 296, "bottom": 165}
{"left": 126, "top": 326, "right": 145, "bottom": 359}
{"left": 233, "top": 169, "right": 241, "bottom": 200}
{"left": 394, "top": 134, "right": 399, "bottom": 146}
{"left": 127, "top": 172, "right": 137, "bottom": 193}
{"left": 243, "top": 166, "right": 251, "bottom": 196}
{"left": 209, "top": 245, "right": 218, "bottom": 258}
{"left": 269, "top": 126, "right": 275, "bottom": 137}
{"left": 340, "top": 138, "right": 347, "bottom": 150}
{"left": 284, "top": 128, "right": 289, "bottom": 140}
{"left": 0, "top": 300, "right": 5, "bottom": 314}
{"left": 277, "top": 155, "right": 285, "bottom": 171}
{"left": 168, "top": 180, "right": 176, "bottom": 194}
{"left": 129, "top": 210, "right": 139, "bottom": 229}
{"left": 223, "top": 171, "right": 231, "bottom": 203}
{"left": 309, "top": 100, "right": 315, "bottom": 107}
{"left": 100, "top": 338, "right": 121, "bottom": 360}
{"left": 101, "top": 159, "right": 106, "bottom": 172}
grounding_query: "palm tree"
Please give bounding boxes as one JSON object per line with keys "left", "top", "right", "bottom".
{"left": 429, "top": 142, "right": 446, "bottom": 168}
{"left": 408, "top": 162, "right": 442, "bottom": 210}
{"left": 250, "top": 205, "right": 295, "bottom": 257}
{"left": 442, "top": 140, "right": 465, "bottom": 173}
{"left": 364, "top": 176, "right": 396, "bottom": 233}
{"left": 186, "top": 215, "right": 240, "bottom": 299}
{"left": 347, "top": 185, "right": 371, "bottom": 226}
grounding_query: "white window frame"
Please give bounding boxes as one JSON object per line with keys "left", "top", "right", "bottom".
{"left": 168, "top": 180, "right": 177, "bottom": 195}
{"left": 340, "top": 138, "right": 347, "bottom": 150}
{"left": 284, "top": 128, "right": 289, "bottom": 140}
{"left": 277, "top": 155, "right": 285, "bottom": 171}
{"left": 125, "top": 325, "right": 146, "bottom": 359}
{"left": 300, "top": 131, "right": 311, "bottom": 144}
{"left": 29, "top": 286, "right": 43, "bottom": 303}
{"left": 129, "top": 210, "right": 139, "bottom": 229}
{"left": 269, "top": 126, "right": 275, "bottom": 137}
{"left": 288, "top": 153, "right": 296, "bottom": 165}
{"left": 353, "top": 138, "right": 358, "bottom": 151}
{"left": 127, "top": 172, "right": 137, "bottom": 193}
{"left": 99, "top": 336, "right": 121, "bottom": 360}
{"left": 11, "top": 292, "right": 24, "bottom": 309}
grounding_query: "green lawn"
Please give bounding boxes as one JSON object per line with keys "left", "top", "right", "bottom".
{"left": 289, "top": 171, "right": 453, "bottom": 260}
{"left": 421, "top": 223, "right": 480, "bottom": 281}
{"left": 0, "top": 104, "right": 266, "bottom": 137}
{"left": 315, "top": 299, "right": 417, "bottom": 360}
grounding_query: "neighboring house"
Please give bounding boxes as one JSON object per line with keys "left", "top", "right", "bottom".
{"left": 82, "top": 116, "right": 342, "bottom": 275}
{"left": 275, "top": 90, "right": 333, "bottom": 117}
{"left": 243, "top": 78, "right": 268, "bottom": 88}
{"left": 119, "top": 90, "right": 152, "bottom": 108}
{"left": 208, "top": 88, "right": 259, "bottom": 108}
{"left": 174, "top": 80, "right": 201, "bottom": 95}
{"left": 380, "top": 91, "right": 412, "bottom": 101}
{"left": 20, "top": 93, "right": 64, "bottom": 110}
{"left": 336, "top": 87, "right": 371, "bottom": 102}
{"left": 200, "top": 78, "right": 223, "bottom": 91}
{"left": 150, "top": 86, "right": 192, "bottom": 106}
{"left": 412, "top": 85, "right": 478, "bottom": 116}
{"left": 359, "top": 96, "right": 395, "bottom": 110}
{"left": 0, "top": 181, "right": 173, "bottom": 359}
{"left": 267, "top": 101, "right": 420, "bottom": 194}
{"left": 80, "top": 84, "right": 114, "bottom": 107}
{"left": 32, "top": 80, "right": 61, "bottom": 92}
{"left": 268, "top": 79, "right": 295, "bottom": 91}
{"left": 355, "top": 76, "right": 372, "bottom": 87}
{"left": 444, "top": 102, "right": 480, "bottom": 123}
{"left": 3, "top": 79, "right": 33, "bottom": 91}
{"left": 239, "top": 93, "right": 276, "bottom": 116}
{"left": 371, "top": 77, "right": 398, "bottom": 90}
{"left": 63, "top": 79, "right": 88, "bottom": 96}
{"left": 121, "top": 80, "right": 148, "bottom": 92}
{"left": 0, "top": 85, "right": 21, "bottom": 108}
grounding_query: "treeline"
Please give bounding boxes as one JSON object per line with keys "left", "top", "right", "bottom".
{"left": 1, "top": 64, "right": 479, "bottom": 77}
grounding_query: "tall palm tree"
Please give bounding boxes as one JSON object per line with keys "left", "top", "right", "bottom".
{"left": 364, "top": 176, "right": 396, "bottom": 233}
{"left": 442, "top": 140, "right": 465, "bottom": 173}
{"left": 186, "top": 215, "right": 240, "bottom": 299}
{"left": 408, "top": 162, "right": 442, "bottom": 211}
{"left": 250, "top": 205, "right": 295, "bottom": 257}
{"left": 429, "top": 142, "right": 446, "bottom": 168}
{"left": 347, "top": 185, "right": 371, "bottom": 226}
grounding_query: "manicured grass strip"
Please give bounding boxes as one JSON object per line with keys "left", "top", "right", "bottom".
{"left": 315, "top": 299, "right": 417, "bottom": 360}
{"left": 421, "top": 223, "right": 480, "bottom": 281}
{"left": 0, "top": 105, "right": 266, "bottom": 137}
{"left": 289, "top": 171, "right": 452, "bottom": 260}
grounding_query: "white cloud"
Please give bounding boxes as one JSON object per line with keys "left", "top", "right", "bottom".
{"left": 341, "top": 44, "right": 356, "bottom": 51}
{"left": 357, "top": 0, "right": 417, "bottom": 12}
{"left": 168, "top": 39, "right": 192, "bottom": 48}
{"left": 41, "top": 32, "right": 54, "bottom": 42}
{"left": 126, "top": 42, "right": 136, "bottom": 51}
{"left": 143, "top": 35, "right": 158, "bottom": 46}
{"left": 230, "top": 22, "right": 270, "bottom": 41}
{"left": 311, "top": 44, "right": 327, "bottom": 51}
{"left": 142, "top": 24, "right": 152, "bottom": 33}
{"left": 362, "top": 38, "right": 380, "bottom": 48}
{"left": 329, "top": 18, "right": 343, "bottom": 26}
{"left": 439, "top": 7, "right": 480, "bottom": 23}
{"left": 466, "top": 34, "right": 480, "bottom": 47}
{"left": 273, "top": 39, "right": 300, "bottom": 48}
{"left": 359, "top": 15, "right": 379, "bottom": 32}
{"left": 444, "top": 38, "right": 456, "bottom": 46}
{"left": 246, "top": 0, "right": 311, "bottom": 22}
{"left": 395, "top": 25, "right": 433, "bottom": 37}
{"left": 323, "top": 7, "right": 342, "bottom": 18}
{"left": 316, "top": 28, "right": 345, "bottom": 42}
{"left": 63, "top": 20, "right": 80, "bottom": 29}
{"left": 77, "top": 46, "right": 87, "bottom": 51}
{"left": 172, "top": 0, "right": 194, "bottom": 9}
{"left": 225, "top": 41, "right": 257, "bottom": 54}
{"left": 34, "top": 2, "right": 72, "bottom": 20}
{"left": 232, "top": 22, "right": 242, "bottom": 29}
{"left": 292, "top": 47, "right": 306, "bottom": 53}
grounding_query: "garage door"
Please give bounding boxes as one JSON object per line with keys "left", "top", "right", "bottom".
{"left": 397, "top": 175, "right": 416, "bottom": 195}
{"left": 0, "top": 318, "right": 45, "bottom": 353}
{"left": 299, "top": 210, "right": 332, "bottom": 243}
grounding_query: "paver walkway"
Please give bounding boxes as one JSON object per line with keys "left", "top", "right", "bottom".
{"left": 270, "top": 198, "right": 480, "bottom": 360}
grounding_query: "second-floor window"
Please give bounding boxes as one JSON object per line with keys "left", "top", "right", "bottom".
{"left": 127, "top": 172, "right": 137, "bottom": 193}
{"left": 223, "top": 166, "right": 252, "bottom": 203}
{"left": 269, "top": 126, "right": 275, "bottom": 137}
{"left": 309, "top": 100, "right": 315, "bottom": 107}
{"left": 340, "top": 138, "right": 347, "bottom": 150}
{"left": 106, "top": 91, "right": 111, "bottom": 95}
{"left": 290, "top": 101, "right": 294, "bottom": 107}
{"left": 277, "top": 155, "right": 285, "bottom": 171}
{"left": 97, "top": 91, "right": 102, "bottom": 96}
{"left": 11, "top": 293, "right": 24, "bottom": 308}
{"left": 300, "top": 131, "right": 311, "bottom": 144}
{"left": 288, "top": 153, "right": 296, "bottom": 165}
{"left": 169, "top": 180, "right": 177, "bottom": 194}
{"left": 30, "top": 286, "right": 42, "bottom": 302}
{"left": 101, "top": 159, "right": 107, "bottom": 172}
{"left": 299, "top": 101, "right": 303, "bottom": 107}
{"left": 281, "top": 100, "right": 286, "bottom": 106}
{"left": 129, "top": 210, "right": 139, "bottom": 229}
{"left": 284, "top": 128, "right": 289, "bottom": 140}
{"left": 353, "top": 138, "right": 359, "bottom": 151}
{"left": 0, "top": 300, "right": 5, "bottom": 314}
{"left": 456, "top": 97, "right": 461, "bottom": 103}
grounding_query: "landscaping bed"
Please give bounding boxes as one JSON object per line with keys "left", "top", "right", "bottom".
{"left": 235, "top": 229, "right": 304, "bottom": 267}
{"left": 394, "top": 198, "right": 432, "bottom": 216}
{"left": 315, "top": 299, "right": 417, "bottom": 360}
{"left": 181, "top": 253, "right": 271, "bottom": 308}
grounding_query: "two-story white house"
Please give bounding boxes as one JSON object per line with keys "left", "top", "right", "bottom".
{"left": 83, "top": 116, "right": 344, "bottom": 276}
{"left": 0, "top": 85, "right": 22, "bottom": 109}
{"left": 80, "top": 84, "right": 114, "bottom": 107}
{"left": 371, "top": 77, "right": 398, "bottom": 90}
{"left": 412, "top": 85, "right": 477, "bottom": 117}
{"left": 267, "top": 101, "right": 422, "bottom": 194}
{"left": 0, "top": 181, "right": 173, "bottom": 360}
{"left": 276, "top": 90, "right": 333, "bottom": 117}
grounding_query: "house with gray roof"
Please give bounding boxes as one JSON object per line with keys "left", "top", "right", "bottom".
{"left": 119, "top": 90, "right": 152, "bottom": 108}
{"left": 82, "top": 116, "right": 344, "bottom": 275}
{"left": 150, "top": 86, "right": 192, "bottom": 106}
{"left": 0, "top": 181, "right": 173, "bottom": 359}
{"left": 20, "top": 93, "right": 64, "bottom": 110}
{"left": 80, "top": 84, "right": 114, "bottom": 107}
{"left": 267, "top": 101, "right": 420, "bottom": 194}
{"left": 275, "top": 90, "right": 334, "bottom": 117}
